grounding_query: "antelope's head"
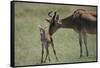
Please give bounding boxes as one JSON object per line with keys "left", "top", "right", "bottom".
{"left": 45, "top": 11, "right": 61, "bottom": 35}
{"left": 45, "top": 11, "right": 62, "bottom": 26}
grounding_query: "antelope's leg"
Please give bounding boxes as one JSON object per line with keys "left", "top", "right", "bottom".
{"left": 83, "top": 32, "right": 88, "bottom": 56}
{"left": 79, "top": 33, "right": 83, "bottom": 57}
{"left": 44, "top": 43, "right": 50, "bottom": 62}
{"left": 41, "top": 43, "right": 44, "bottom": 63}
{"left": 51, "top": 41, "right": 58, "bottom": 61}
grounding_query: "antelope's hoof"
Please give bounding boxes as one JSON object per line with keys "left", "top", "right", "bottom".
{"left": 41, "top": 61, "right": 43, "bottom": 63}
{"left": 48, "top": 59, "right": 51, "bottom": 62}
{"left": 56, "top": 58, "right": 59, "bottom": 61}
{"left": 86, "top": 54, "right": 89, "bottom": 56}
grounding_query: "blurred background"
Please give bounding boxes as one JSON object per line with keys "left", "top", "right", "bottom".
{"left": 14, "top": 2, "right": 97, "bottom": 66}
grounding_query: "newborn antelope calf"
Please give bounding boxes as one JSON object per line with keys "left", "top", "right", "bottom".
{"left": 39, "top": 25, "right": 58, "bottom": 63}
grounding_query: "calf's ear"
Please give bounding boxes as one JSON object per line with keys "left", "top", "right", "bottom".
{"left": 45, "top": 19, "right": 51, "bottom": 23}
{"left": 44, "top": 25, "right": 48, "bottom": 29}
{"left": 38, "top": 24, "right": 43, "bottom": 28}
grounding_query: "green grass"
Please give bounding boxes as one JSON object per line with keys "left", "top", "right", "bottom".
{"left": 14, "top": 2, "right": 97, "bottom": 66}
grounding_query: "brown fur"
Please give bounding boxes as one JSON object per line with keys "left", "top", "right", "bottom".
{"left": 46, "top": 9, "right": 97, "bottom": 57}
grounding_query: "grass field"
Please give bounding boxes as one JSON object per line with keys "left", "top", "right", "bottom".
{"left": 14, "top": 2, "right": 97, "bottom": 66}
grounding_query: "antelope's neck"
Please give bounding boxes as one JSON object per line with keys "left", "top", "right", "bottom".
{"left": 47, "top": 30, "right": 53, "bottom": 37}
{"left": 45, "top": 32, "right": 52, "bottom": 42}
{"left": 60, "top": 15, "right": 74, "bottom": 28}
{"left": 48, "top": 26, "right": 59, "bottom": 36}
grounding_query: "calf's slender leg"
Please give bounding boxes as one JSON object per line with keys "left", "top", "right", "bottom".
{"left": 41, "top": 43, "right": 44, "bottom": 63}
{"left": 44, "top": 43, "right": 50, "bottom": 62}
{"left": 47, "top": 43, "right": 51, "bottom": 62}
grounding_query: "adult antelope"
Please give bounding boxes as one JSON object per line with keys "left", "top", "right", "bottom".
{"left": 39, "top": 25, "right": 58, "bottom": 63}
{"left": 45, "top": 9, "right": 97, "bottom": 57}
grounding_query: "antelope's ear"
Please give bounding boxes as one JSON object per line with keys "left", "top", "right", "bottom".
{"left": 45, "top": 19, "right": 51, "bottom": 23}
{"left": 56, "top": 15, "right": 59, "bottom": 20}
{"left": 57, "top": 20, "right": 62, "bottom": 24}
